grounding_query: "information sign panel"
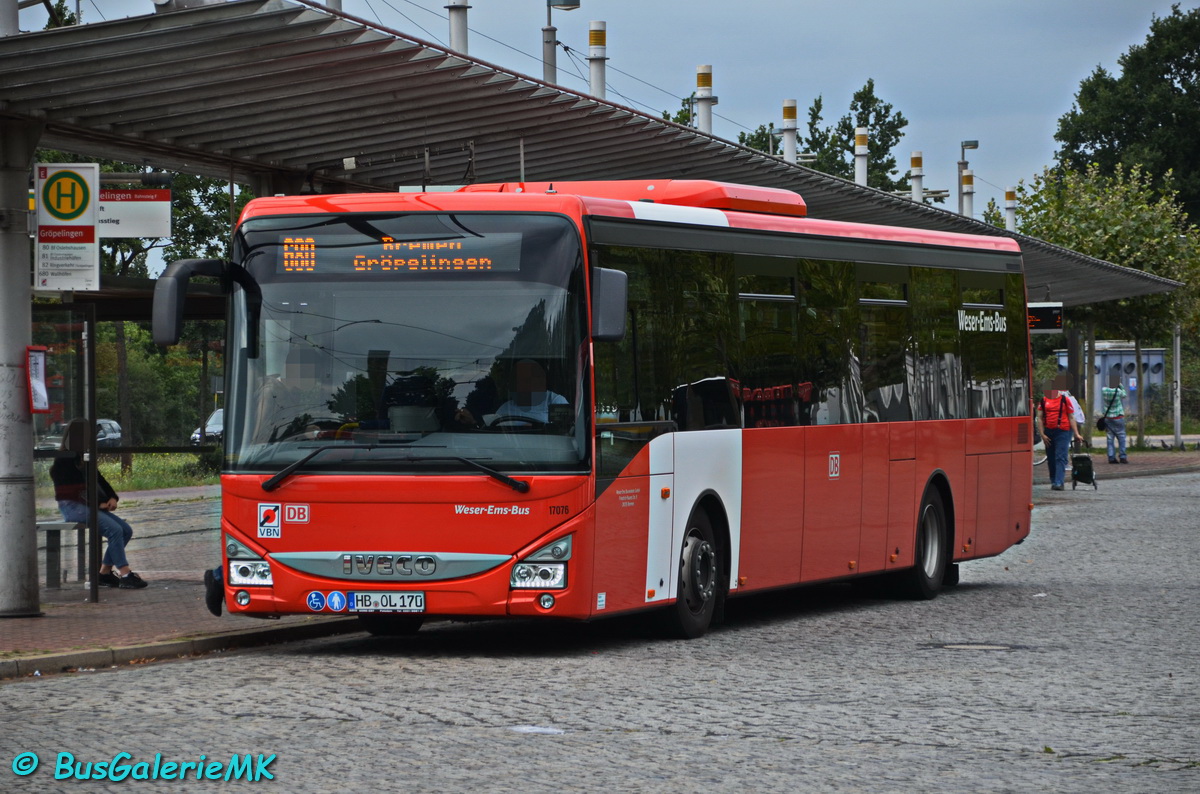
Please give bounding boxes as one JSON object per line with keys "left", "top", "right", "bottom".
{"left": 35, "top": 163, "right": 99, "bottom": 291}
{"left": 99, "top": 188, "right": 172, "bottom": 237}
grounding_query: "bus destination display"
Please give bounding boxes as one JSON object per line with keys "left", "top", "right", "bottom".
{"left": 280, "top": 233, "right": 521, "bottom": 274}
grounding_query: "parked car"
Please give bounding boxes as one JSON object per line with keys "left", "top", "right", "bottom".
{"left": 36, "top": 419, "right": 122, "bottom": 450}
{"left": 191, "top": 409, "right": 224, "bottom": 445}
{"left": 96, "top": 419, "right": 122, "bottom": 448}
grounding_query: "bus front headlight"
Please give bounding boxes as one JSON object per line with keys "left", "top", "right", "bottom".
{"left": 510, "top": 563, "right": 566, "bottom": 589}
{"left": 511, "top": 535, "right": 571, "bottom": 589}
{"left": 229, "top": 560, "right": 273, "bottom": 586}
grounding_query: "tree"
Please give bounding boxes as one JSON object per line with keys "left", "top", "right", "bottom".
{"left": 738, "top": 124, "right": 777, "bottom": 156}
{"left": 981, "top": 197, "right": 1004, "bottom": 228}
{"left": 804, "top": 79, "right": 910, "bottom": 193}
{"left": 1055, "top": 4, "right": 1200, "bottom": 221}
{"left": 665, "top": 80, "right": 912, "bottom": 192}
{"left": 662, "top": 96, "right": 695, "bottom": 127}
{"left": 1013, "top": 163, "right": 1200, "bottom": 442}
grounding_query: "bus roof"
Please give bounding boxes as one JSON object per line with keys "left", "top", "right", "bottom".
{"left": 458, "top": 180, "right": 808, "bottom": 217}
{"left": 239, "top": 180, "right": 1021, "bottom": 256}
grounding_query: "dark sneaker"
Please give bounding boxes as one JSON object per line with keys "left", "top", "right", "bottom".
{"left": 98, "top": 572, "right": 121, "bottom": 588}
{"left": 1108, "top": 458, "right": 1118, "bottom": 464}
{"left": 1119, "top": 457, "right": 1129, "bottom": 464}
{"left": 203, "top": 568, "right": 224, "bottom": 617}
{"left": 118, "top": 571, "right": 148, "bottom": 589}
{"left": 1051, "top": 484, "right": 1065, "bottom": 491}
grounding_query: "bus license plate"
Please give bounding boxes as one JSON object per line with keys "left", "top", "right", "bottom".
{"left": 348, "top": 591, "right": 425, "bottom": 613}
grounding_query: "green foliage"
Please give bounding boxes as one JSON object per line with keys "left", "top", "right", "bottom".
{"left": 34, "top": 455, "right": 218, "bottom": 504}
{"left": 981, "top": 197, "right": 1004, "bottom": 228}
{"left": 163, "top": 173, "right": 254, "bottom": 262}
{"left": 1055, "top": 4, "right": 1200, "bottom": 221}
{"left": 1013, "top": 162, "right": 1200, "bottom": 339}
{"left": 662, "top": 96, "right": 695, "bottom": 127}
{"left": 92, "top": 322, "right": 217, "bottom": 445}
{"left": 42, "top": 0, "right": 76, "bottom": 28}
{"left": 99, "top": 453, "right": 220, "bottom": 490}
{"left": 738, "top": 124, "right": 777, "bottom": 155}
{"left": 189, "top": 447, "right": 224, "bottom": 478}
{"left": 665, "top": 79, "right": 912, "bottom": 193}
{"left": 804, "top": 79, "right": 910, "bottom": 193}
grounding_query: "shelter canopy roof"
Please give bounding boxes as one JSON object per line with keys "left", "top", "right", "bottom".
{"left": 1, "top": 0, "right": 1178, "bottom": 307}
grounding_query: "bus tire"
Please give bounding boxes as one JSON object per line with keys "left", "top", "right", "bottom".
{"left": 357, "top": 614, "right": 424, "bottom": 636}
{"left": 898, "top": 488, "right": 948, "bottom": 600}
{"left": 662, "top": 509, "right": 720, "bottom": 639}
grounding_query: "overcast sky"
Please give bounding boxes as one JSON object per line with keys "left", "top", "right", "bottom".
{"left": 19, "top": 0, "right": 1190, "bottom": 217}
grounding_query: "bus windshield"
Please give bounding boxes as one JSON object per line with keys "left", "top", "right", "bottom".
{"left": 223, "top": 212, "right": 589, "bottom": 476}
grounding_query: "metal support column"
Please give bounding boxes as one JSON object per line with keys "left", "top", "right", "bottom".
{"left": 0, "top": 119, "right": 44, "bottom": 617}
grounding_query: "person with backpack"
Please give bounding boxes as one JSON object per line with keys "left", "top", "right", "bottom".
{"left": 1038, "top": 382, "right": 1085, "bottom": 490}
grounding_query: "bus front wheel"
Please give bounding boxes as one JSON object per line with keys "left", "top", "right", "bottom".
{"left": 662, "top": 509, "right": 720, "bottom": 639}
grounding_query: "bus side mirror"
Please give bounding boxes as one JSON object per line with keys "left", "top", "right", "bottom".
{"left": 591, "top": 267, "right": 627, "bottom": 342}
{"left": 153, "top": 259, "right": 227, "bottom": 346}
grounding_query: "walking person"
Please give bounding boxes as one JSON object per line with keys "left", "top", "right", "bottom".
{"left": 49, "top": 418, "right": 149, "bottom": 589}
{"left": 1038, "top": 383, "right": 1084, "bottom": 491}
{"left": 1099, "top": 375, "right": 1129, "bottom": 464}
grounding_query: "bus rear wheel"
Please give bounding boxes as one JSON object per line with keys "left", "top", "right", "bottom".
{"left": 357, "top": 614, "right": 424, "bottom": 636}
{"left": 662, "top": 510, "right": 720, "bottom": 639}
{"left": 897, "top": 489, "right": 947, "bottom": 600}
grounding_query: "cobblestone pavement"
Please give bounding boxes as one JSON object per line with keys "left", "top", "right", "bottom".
{"left": 2, "top": 472, "right": 1198, "bottom": 791}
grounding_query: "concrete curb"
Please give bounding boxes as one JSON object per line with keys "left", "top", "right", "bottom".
{"left": 1033, "top": 463, "right": 1200, "bottom": 485}
{"left": 0, "top": 617, "right": 359, "bottom": 681}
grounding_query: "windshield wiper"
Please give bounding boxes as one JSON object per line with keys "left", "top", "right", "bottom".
{"left": 445, "top": 456, "right": 531, "bottom": 493}
{"left": 260, "top": 444, "right": 529, "bottom": 493}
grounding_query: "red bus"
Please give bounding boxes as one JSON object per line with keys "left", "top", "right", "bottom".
{"left": 154, "top": 180, "right": 1032, "bottom": 638}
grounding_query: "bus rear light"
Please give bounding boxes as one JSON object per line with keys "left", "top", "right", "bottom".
{"left": 229, "top": 560, "right": 273, "bottom": 586}
{"left": 511, "top": 563, "right": 565, "bottom": 589}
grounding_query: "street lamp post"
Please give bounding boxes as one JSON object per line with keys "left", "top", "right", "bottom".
{"left": 543, "top": 0, "right": 580, "bottom": 85}
{"left": 957, "top": 139, "right": 978, "bottom": 216}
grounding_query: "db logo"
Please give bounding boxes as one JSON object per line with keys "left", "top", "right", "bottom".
{"left": 284, "top": 504, "right": 310, "bottom": 523}
{"left": 828, "top": 452, "right": 841, "bottom": 480}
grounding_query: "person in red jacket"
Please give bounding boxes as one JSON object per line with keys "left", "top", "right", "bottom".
{"left": 1037, "top": 378, "right": 1085, "bottom": 491}
{"left": 48, "top": 419, "right": 148, "bottom": 589}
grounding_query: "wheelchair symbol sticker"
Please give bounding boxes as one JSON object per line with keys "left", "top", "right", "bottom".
{"left": 306, "top": 591, "right": 326, "bottom": 611}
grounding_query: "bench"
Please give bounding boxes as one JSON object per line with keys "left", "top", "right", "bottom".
{"left": 36, "top": 522, "right": 86, "bottom": 589}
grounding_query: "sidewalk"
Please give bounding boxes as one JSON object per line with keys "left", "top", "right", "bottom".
{"left": 1033, "top": 435, "right": 1200, "bottom": 484}
{"left": 6, "top": 442, "right": 1200, "bottom": 680}
{"left": 3, "top": 487, "right": 357, "bottom": 680}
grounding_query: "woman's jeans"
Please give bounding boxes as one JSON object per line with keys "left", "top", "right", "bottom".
{"left": 56, "top": 501, "right": 134, "bottom": 569}
{"left": 1105, "top": 417, "right": 1128, "bottom": 460}
{"left": 1045, "top": 427, "right": 1072, "bottom": 487}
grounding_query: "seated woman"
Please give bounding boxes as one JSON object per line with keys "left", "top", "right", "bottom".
{"left": 49, "top": 418, "right": 148, "bottom": 589}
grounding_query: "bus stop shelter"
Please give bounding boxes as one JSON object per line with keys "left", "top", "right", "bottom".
{"left": 0, "top": 0, "right": 1180, "bottom": 616}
